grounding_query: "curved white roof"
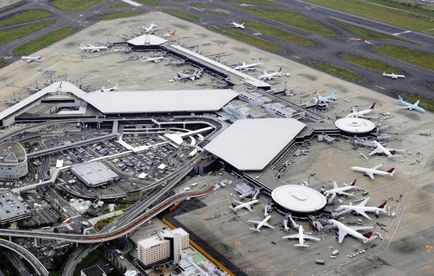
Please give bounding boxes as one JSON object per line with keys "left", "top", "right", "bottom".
{"left": 335, "top": 118, "right": 375, "bottom": 134}
{"left": 271, "top": 185, "right": 326, "bottom": 213}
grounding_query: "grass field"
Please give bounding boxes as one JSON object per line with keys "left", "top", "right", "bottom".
{"left": 138, "top": 0, "right": 165, "bottom": 7}
{"left": 0, "top": 20, "right": 55, "bottom": 46}
{"left": 191, "top": 2, "right": 209, "bottom": 9}
{"left": 342, "top": 53, "right": 401, "bottom": 73}
{"left": 51, "top": 0, "right": 102, "bottom": 12}
{"left": 244, "top": 20, "right": 317, "bottom": 47}
{"left": 0, "top": 10, "right": 52, "bottom": 28}
{"left": 243, "top": 7, "right": 337, "bottom": 36}
{"left": 307, "top": 0, "right": 434, "bottom": 31}
{"left": 331, "top": 19, "right": 399, "bottom": 40}
{"left": 165, "top": 9, "right": 200, "bottom": 22}
{"left": 211, "top": 25, "right": 284, "bottom": 53}
{"left": 225, "top": 0, "right": 279, "bottom": 7}
{"left": 403, "top": 94, "right": 434, "bottom": 112}
{"left": 311, "top": 60, "right": 365, "bottom": 82}
{"left": 374, "top": 45, "right": 434, "bottom": 71}
{"left": 94, "top": 11, "right": 142, "bottom": 20}
{"left": 13, "top": 26, "right": 77, "bottom": 55}
{"left": 0, "top": 59, "right": 6, "bottom": 68}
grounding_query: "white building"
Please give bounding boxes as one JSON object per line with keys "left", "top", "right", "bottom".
{"left": 0, "top": 142, "right": 28, "bottom": 181}
{"left": 137, "top": 228, "right": 189, "bottom": 266}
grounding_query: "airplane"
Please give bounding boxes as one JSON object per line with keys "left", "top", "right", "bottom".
{"left": 287, "top": 214, "right": 300, "bottom": 229}
{"left": 382, "top": 72, "right": 406, "bottom": 79}
{"left": 397, "top": 95, "right": 426, "bottom": 113}
{"left": 5, "top": 98, "right": 20, "bottom": 106}
{"left": 248, "top": 215, "right": 274, "bottom": 232}
{"left": 96, "top": 83, "right": 118, "bottom": 92}
{"left": 144, "top": 23, "right": 158, "bottom": 34}
{"left": 258, "top": 67, "right": 283, "bottom": 80}
{"left": 21, "top": 55, "right": 43, "bottom": 63}
{"left": 346, "top": 103, "right": 376, "bottom": 118}
{"left": 176, "top": 68, "right": 203, "bottom": 81}
{"left": 323, "top": 179, "right": 363, "bottom": 198}
{"left": 142, "top": 56, "right": 165, "bottom": 63}
{"left": 328, "top": 219, "right": 375, "bottom": 244}
{"left": 282, "top": 225, "right": 320, "bottom": 247}
{"left": 230, "top": 22, "right": 245, "bottom": 29}
{"left": 80, "top": 43, "right": 109, "bottom": 52}
{"left": 229, "top": 199, "right": 259, "bottom": 212}
{"left": 351, "top": 164, "right": 395, "bottom": 180}
{"left": 314, "top": 91, "right": 337, "bottom": 103}
{"left": 163, "top": 30, "right": 176, "bottom": 38}
{"left": 368, "top": 140, "right": 405, "bottom": 158}
{"left": 234, "top": 59, "right": 261, "bottom": 71}
{"left": 334, "top": 198, "right": 388, "bottom": 220}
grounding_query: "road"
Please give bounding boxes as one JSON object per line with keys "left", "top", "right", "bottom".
{"left": 0, "top": 238, "right": 49, "bottom": 276}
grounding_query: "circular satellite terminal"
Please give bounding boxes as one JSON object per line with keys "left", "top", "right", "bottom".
{"left": 271, "top": 185, "right": 326, "bottom": 214}
{"left": 335, "top": 118, "right": 375, "bottom": 134}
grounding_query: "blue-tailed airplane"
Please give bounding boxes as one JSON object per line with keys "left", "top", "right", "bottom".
{"left": 314, "top": 91, "right": 337, "bottom": 103}
{"left": 397, "top": 95, "right": 425, "bottom": 113}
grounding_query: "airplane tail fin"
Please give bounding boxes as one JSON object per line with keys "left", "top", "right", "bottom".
{"left": 370, "top": 102, "right": 376, "bottom": 109}
{"left": 390, "top": 150, "right": 396, "bottom": 156}
{"left": 398, "top": 95, "right": 403, "bottom": 101}
{"left": 249, "top": 227, "right": 260, "bottom": 232}
{"left": 363, "top": 232, "right": 373, "bottom": 239}
{"left": 378, "top": 200, "right": 387, "bottom": 209}
{"left": 294, "top": 243, "right": 309, "bottom": 248}
{"left": 387, "top": 168, "right": 395, "bottom": 176}
{"left": 351, "top": 179, "right": 357, "bottom": 186}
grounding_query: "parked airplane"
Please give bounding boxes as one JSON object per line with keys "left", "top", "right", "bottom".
{"left": 397, "top": 95, "right": 425, "bottom": 113}
{"left": 21, "top": 55, "right": 43, "bottom": 63}
{"left": 335, "top": 198, "right": 388, "bottom": 220}
{"left": 248, "top": 215, "right": 274, "bottom": 232}
{"left": 351, "top": 164, "right": 395, "bottom": 180}
{"left": 229, "top": 199, "right": 259, "bottom": 212}
{"left": 314, "top": 91, "right": 337, "bottom": 103}
{"left": 328, "top": 219, "right": 375, "bottom": 243}
{"left": 80, "top": 43, "right": 109, "bottom": 52}
{"left": 144, "top": 23, "right": 158, "bottom": 33}
{"left": 163, "top": 30, "right": 176, "bottom": 38}
{"left": 230, "top": 21, "right": 245, "bottom": 29}
{"left": 382, "top": 72, "right": 406, "bottom": 79}
{"left": 346, "top": 103, "right": 376, "bottom": 118}
{"left": 282, "top": 225, "right": 320, "bottom": 247}
{"left": 234, "top": 59, "right": 262, "bottom": 71}
{"left": 369, "top": 140, "right": 405, "bottom": 158}
{"left": 287, "top": 214, "right": 300, "bottom": 229}
{"left": 324, "top": 179, "right": 362, "bottom": 198}
{"left": 258, "top": 67, "right": 282, "bottom": 80}
{"left": 142, "top": 56, "right": 165, "bottom": 63}
{"left": 176, "top": 68, "right": 203, "bottom": 81}
{"left": 96, "top": 83, "right": 118, "bottom": 92}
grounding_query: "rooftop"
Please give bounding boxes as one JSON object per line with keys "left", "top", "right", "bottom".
{"left": 70, "top": 161, "right": 119, "bottom": 187}
{"left": 0, "top": 192, "right": 31, "bottom": 223}
{"left": 127, "top": 34, "right": 168, "bottom": 46}
{"left": 0, "top": 142, "right": 26, "bottom": 164}
{"left": 335, "top": 117, "right": 376, "bottom": 134}
{"left": 204, "top": 118, "right": 305, "bottom": 171}
{"left": 271, "top": 185, "right": 326, "bottom": 213}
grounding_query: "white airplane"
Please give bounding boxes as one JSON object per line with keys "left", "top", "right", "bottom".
{"left": 346, "top": 103, "right": 376, "bottom": 118}
{"left": 21, "top": 55, "right": 43, "bottom": 63}
{"left": 328, "top": 219, "right": 375, "bottom": 244}
{"left": 80, "top": 43, "right": 109, "bottom": 52}
{"left": 324, "top": 179, "right": 362, "bottom": 198}
{"left": 351, "top": 164, "right": 395, "bottom": 180}
{"left": 142, "top": 56, "right": 165, "bottom": 63}
{"left": 96, "top": 83, "right": 118, "bottom": 92}
{"left": 144, "top": 23, "right": 158, "bottom": 33}
{"left": 382, "top": 72, "right": 406, "bottom": 79}
{"left": 229, "top": 199, "right": 259, "bottom": 212}
{"left": 163, "top": 30, "right": 176, "bottom": 38}
{"left": 397, "top": 95, "right": 426, "bottom": 113}
{"left": 282, "top": 225, "right": 320, "bottom": 247}
{"left": 314, "top": 91, "right": 337, "bottom": 103}
{"left": 335, "top": 198, "right": 388, "bottom": 220}
{"left": 258, "top": 67, "right": 283, "bottom": 80}
{"left": 230, "top": 21, "right": 245, "bottom": 29}
{"left": 234, "top": 59, "right": 261, "bottom": 71}
{"left": 176, "top": 68, "right": 203, "bottom": 81}
{"left": 369, "top": 140, "right": 405, "bottom": 158}
{"left": 248, "top": 215, "right": 274, "bottom": 232}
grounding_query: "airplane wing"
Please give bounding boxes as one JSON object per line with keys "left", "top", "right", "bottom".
{"left": 371, "top": 164, "right": 383, "bottom": 170}
{"left": 337, "top": 228, "right": 348, "bottom": 243}
{"left": 349, "top": 225, "right": 373, "bottom": 231}
{"left": 245, "top": 205, "right": 253, "bottom": 212}
{"left": 302, "top": 234, "right": 321, "bottom": 241}
{"left": 336, "top": 191, "right": 354, "bottom": 197}
{"left": 282, "top": 234, "right": 299, "bottom": 239}
{"left": 414, "top": 100, "right": 420, "bottom": 106}
{"left": 263, "top": 223, "right": 274, "bottom": 229}
{"left": 354, "top": 210, "right": 372, "bottom": 220}
{"left": 248, "top": 220, "right": 261, "bottom": 225}
{"left": 357, "top": 198, "right": 369, "bottom": 207}
{"left": 366, "top": 171, "right": 375, "bottom": 180}
{"left": 369, "top": 147, "right": 383, "bottom": 156}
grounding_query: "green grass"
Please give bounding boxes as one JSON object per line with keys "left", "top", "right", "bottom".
{"left": 165, "top": 9, "right": 200, "bottom": 22}
{"left": 94, "top": 11, "right": 142, "bottom": 20}
{"left": 0, "top": 20, "right": 55, "bottom": 46}
{"left": 311, "top": 60, "right": 365, "bottom": 82}
{"left": 403, "top": 94, "right": 434, "bottom": 112}
{"left": 0, "top": 10, "right": 53, "bottom": 28}
{"left": 342, "top": 53, "right": 401, "bottom": 73}
{"left": 0, "top": 59, "right": 7, "bottom": 68}
{"left": 51, "top": 0, "right": 102, "bottom": 12}
{"left": 211, "top": 24, "right": 284, "bottom": 53}
{"left": 244, "top": 20, "right": 317, "bottom": 47}
{"left": 13, "top": 26, "right": 77, "bottom": 55}
{"left": 137, "top": 0, "right": 165, "bottom": 7}
{"left": 307, "top": 0, "right": 434, "bottom": 32}
{"left": 331, "top": 19, "right": 399, "bottom": 41}
{"left": 191, "top": 2, "right": 209, "bottom": 9}
{"left": 243, "top": 7, "right": 337, "bottom": 36}
{"left": 374, "top": 45, "right": 434, "bottom": 71}
{"left": 108, "top": 1, "right": 130, "bottom": 8}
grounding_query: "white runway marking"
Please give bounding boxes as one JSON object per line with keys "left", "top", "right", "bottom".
{"left": 121, "top": 0, "right": 142, "bottom": 7}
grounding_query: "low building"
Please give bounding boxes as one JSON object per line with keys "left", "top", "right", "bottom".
{"left": 0, "top": 142, "right": 28, "bottom": 180}
{"left": 80, "top": 265, "right": 107, "bottom": 276}
{"left": 0, "top": 192, "right": 31, "bottom": 224}
{"left": 137, "top": 228, "right": 189, "bottom": 266}
{"left": 70, "top": 161, "right": 119, "bottom": 187}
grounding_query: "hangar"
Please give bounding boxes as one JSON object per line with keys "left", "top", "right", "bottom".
{"left": 204, "top": 118, "right": 305, "bottom": 171}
